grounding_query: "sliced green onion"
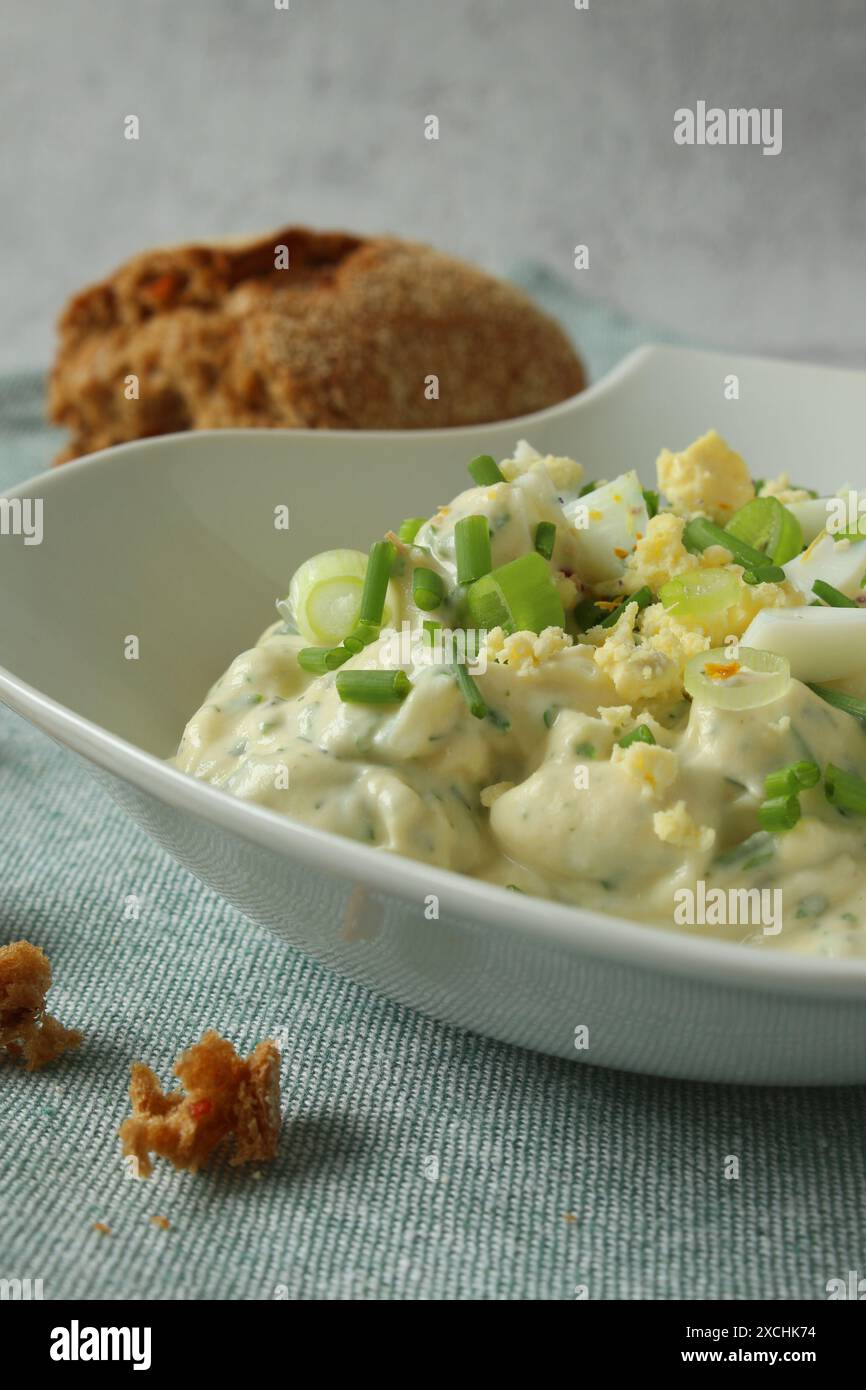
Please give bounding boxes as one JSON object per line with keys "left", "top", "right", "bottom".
{"left": 412, "top": 566, "right": 445, "bottom": 611}
{"left": 758, "top": 794, "right": 801, "bottom": 832}
{"left": 642, "top": 489, "right": 659, "bottom": 519}
{"left": 343, "top": 619, "right": 381, "bottom": 653}
{"left": 813, "top": 579, "right": 858, "bottom": 608}
{"left": 336, "top": 669, "right": 411, "bottom": 703}
{"left": 599, "top": 585, "right": 654, "bottom": 628}
{"left": 659, "top": 567, "right": 739, "bottom": 618}
{"left": 455, "top": 515, "right": 493, "bottom": 585}
{"left": 617, "top": 724, "right": 656, "bottom": 749}
{"left": 398, "top": 517, "right": 426, "bottom": 544}
{"left": 453, "top": 663, "right": 487, "bottom": 719}
{"left": 468, "top": 454, "right": 505, "bottom": 486}
{"left": 684, "top": 646, "right": 790, "bottom": 710}
{"left": 422, "top": 618, "right": 442, "bottom": 647}
{"left": 358, "top": 539, "right": 396, "bottom": 627}
{"left": 725, "top": 496, "right": 803, "bottom": 565}
{"left": 825, "top": 762, "right": 866, "bottom": 817}
{"left": 297, "top": 645, "right": 352, "bottom": 675}
{"left": 466, "top": 552, "right": 564, "bottom": 635}
{"left": 286, "top": 547, "right": 398, "bottom": 646}
{"left": 534, "top": 521, "right": 556, "bottom": 561}
{"left": 764, "top": 761, "right": 820, "bottom": 797}
{"left": 543, "top": 705, "right": 559, "bottom": 729}
{"left": 808, "top": 684, "right": 866, "bottom": 725}
{"left": 579, "top": 481, "right": 598, "bottom": 497}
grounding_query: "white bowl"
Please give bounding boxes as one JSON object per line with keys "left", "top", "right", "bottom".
{"left": 3, "top": 345, "right": 866, "bottom": 1085}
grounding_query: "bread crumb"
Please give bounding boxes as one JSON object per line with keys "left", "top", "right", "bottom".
{"left": 0, "top": 941, "right": 82, "bottom": 1070}
{"left": 562, "top": 1212, "right": 577, "bottom": 1224}
{"left": 149, "top": 1215, "right": 171, "bottom": 1231}
{"left": 119, "top": 1030, "right": 281, "bottom": 1178}
{"left": 92, "top": 1222, "right": 112, "bottom": 1236}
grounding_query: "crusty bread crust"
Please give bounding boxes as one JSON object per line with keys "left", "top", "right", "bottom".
{"left": 48, "top": 227, "right": 584, "bottom": 461}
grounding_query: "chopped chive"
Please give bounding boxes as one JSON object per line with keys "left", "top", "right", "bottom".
{"left": 642, "top": 489, "right": 659, "bottom": 519}
{"left": 358, "top": 540, "right": 395, "bottom": 626}
{"left": 713, "top": 830, "right": 774, "bottom": 871}
{"left": 468, "top": 454, "right": 505, "bottom": 486}
{"left": 683, "top": 516, "right": 769, "bottom": 570}
{"left": 573, "top": 597, "right": 605, "bottom": 630}
{"left": 298, "top": 646, "right": 352, "bottom": 675}
{"left": 455, "top": 515, "right": 492, "bottom": 585}
{"left": 757, "top": 794, "right": 801, "bottom": 832}
{"left": 453, "top": 663, "right": 487, "bottom": 719}
{"left": 336, "top": 669, "right": 411, "bottom": 703}
{"left": 742, "top": 564, "right": 786, "bottom": 585}
{"left": 617, "top": 724, "right": 656, "bottom": 749}
{"left": 505, "top": 884, "right": 524, "bottom": 893}
{"left": 825, "top": 763, "right": 866, "bottom": 817}
{"left": 398, "top": 517, "right": 426, "bottom": 544}
{"left": 575, "top": 741, "right": 596, "bottom": 758}
{"left": 599, "top": 585, "right": 654, "bottom": 628}
{"left": 422, "top": 618, "right": 442, "bottom": 647}
{"left": 486, "top": 707, "right": 511, "bottom": 732}
{"left": 764, "top": 761, "right": 820, "bottom": 797}
{"left": 534, "top": 520, "right": 556, "bottom": 561}
{"left": 808, "top": 684, "right": 866, "bottom": 725}
{"left": 466, "top": 552, "right": 564, "bottom": 634}
{"left": 343, "top": 619, "right": 381, "bottom": 653}
{"left": 412, "top": 566, "right": 445, "bottom": 611}
{"left": 812, "top": 579, "right": 858, "bottom": 608}
{"left": 543, "top": 705, "right": 559, "bottom": 728}
{"left": 579, "top": 481, "right": 597, "bottom": 496}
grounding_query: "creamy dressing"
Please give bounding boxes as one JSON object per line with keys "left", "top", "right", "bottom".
{"left": 174, "top": 440, "right": 866, "bottom": 957}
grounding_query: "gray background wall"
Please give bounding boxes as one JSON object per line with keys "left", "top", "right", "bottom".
{"left": 1, "top": 0, "right": 863, "bottom": 373}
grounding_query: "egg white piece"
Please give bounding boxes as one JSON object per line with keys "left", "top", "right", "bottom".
{"left": 741, "top": 606, "right": 866, "bottom": 683}
{"left": 783, "top": 532, "right": 866, "bottom": 600}
{"left": 563, "top": 470, "right": 649, "bottom": 583}
{"left": 786, "top": 497, "right": 835, "bottom": 545}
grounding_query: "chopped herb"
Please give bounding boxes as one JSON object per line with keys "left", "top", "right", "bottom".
{"left": 617, "top": 724, "right": 656, "bottom": 749}
{"left": 642, "top": 488, "right": 659, "bottom": 518}
{"left": 543, "top": 705, "right": 559, "bottom": 728}
{"left": 713, "top": 830, "right": 775, "bottom": 871}
{"left": 486, "top": 707, "right": 511, "bottom": 732}
{"left": 795, "top": 894, "right": 829, "bottom": 919}
{"left": 574, "top": 741, "right": 595, "bottom": 758}
{"left": 825, "top": 762, "right": 866, "bottom": 817}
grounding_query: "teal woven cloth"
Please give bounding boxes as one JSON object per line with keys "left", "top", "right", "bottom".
{"left": 1, "top": 278, "right": 864, "bottom": 1302}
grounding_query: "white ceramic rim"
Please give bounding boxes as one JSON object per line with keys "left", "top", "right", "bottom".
{"left": 4, "top": 344, "right": 866, "bottom": 999}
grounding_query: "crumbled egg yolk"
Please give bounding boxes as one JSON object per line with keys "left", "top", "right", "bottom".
{"left": 499, "top": 440, "right": 585, "bottom": 491}
{"left": 485, "top": 625, "right": 573, "bottom": 671}
{"left": 758, "top": 473, "right": 813, "bottom": 505}
{"left": 653, "top": 801, "right": 716, "bottom": 851}
{"left": 656, "top": 429, "right": 754, "bottom": 522}
{"left": 590, "top": 602, "right": 684, "bottom": 702}
{"left": 611, "top": 741, "right": 679, "bottom": 799}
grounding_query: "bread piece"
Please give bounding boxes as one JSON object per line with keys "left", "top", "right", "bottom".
{"left": 0, "top": 940, "right": 82, "bottom": 1069}
{"left": 119, "top": 1029, "right": 281, "bottom": 1177}
{"left": 48, "top": 228, "right": 585, "bottom": 462}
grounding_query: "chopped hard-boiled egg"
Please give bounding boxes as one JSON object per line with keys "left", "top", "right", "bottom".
{"left": 741, "top": 607, "right": 866, "bottom": 683}
{"left": 564, "top": 470, "right": 649, "bottom": 583}
{"left": 783, "top": 532, "right": 866, "bottom": 600}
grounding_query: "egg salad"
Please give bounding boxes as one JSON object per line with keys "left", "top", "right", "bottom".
{"left": 175, "top": 431, "right": 866, "bottom": 956}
